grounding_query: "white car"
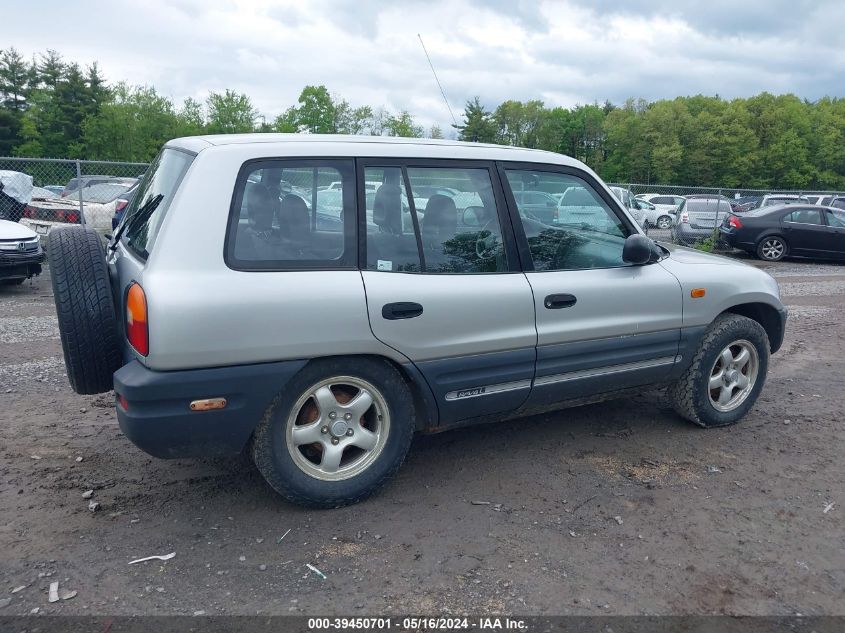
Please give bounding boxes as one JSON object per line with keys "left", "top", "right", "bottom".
{"left": 21, "top": 180, "right": 138, "bottom": 236}
{"left": 636, "top": 194, "right": 685, "bottom": 229}
{"left": 0, "top": 218, "right": 43, "bottom": 284}
{"left": 756, "top": 194, "right": 810, "bottom": 208}
{"left": 608, "top": 186, "right": 645, "bottom": 226}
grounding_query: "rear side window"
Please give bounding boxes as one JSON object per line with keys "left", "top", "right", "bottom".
{"left": 226, "top": 159, "right": 356, "bottom": 270}
{"left": 784, "top": 208, "right": 823, "bottom": 225}
{"left": 123, "top": 148, "right": 193, "bottom": 258}
{"left": 365, "top": 165, "right": 507, "bottom": 274}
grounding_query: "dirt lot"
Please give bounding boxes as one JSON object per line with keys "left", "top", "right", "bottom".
{"left": 0, "top": 257, "right": 843, "bottom": 617}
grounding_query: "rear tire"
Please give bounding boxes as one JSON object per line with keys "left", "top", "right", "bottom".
{"left": 669, "top": 314, "right": 769, "bottom": 428}
{"left": 252, "top": 357, "right": 415, "bottom": 508}
{"left": 757, "top": 235, "right": 787, "bottom": 261}
{"left": 48, "top": 226, "right": 123, "bottom": 395}
{"left": 657, "top": 215, "right": 672, "bottom": 229}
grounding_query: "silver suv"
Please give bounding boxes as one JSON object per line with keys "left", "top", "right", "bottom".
{"left": 48, "top": 135, "right": 787, "bottom": 507}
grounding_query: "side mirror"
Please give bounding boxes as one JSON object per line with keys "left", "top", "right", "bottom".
{"left": 622, "top": 234, "right": 655, "bottom": 265}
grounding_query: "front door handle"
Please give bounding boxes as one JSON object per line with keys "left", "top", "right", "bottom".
{"left": 544, "top": 294, "right": 577, "bottom": 309}
{"left": 382, "top": 302, "right": 424, "bottom": 320}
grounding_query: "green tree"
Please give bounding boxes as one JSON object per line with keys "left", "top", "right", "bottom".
{"left": 335, "top": 101, "right": 373, "bottom": 135}
{"left": 0, "top": 48, "right": 32, "bottom": 111}
{"left": 36, "top": 50, "right": 65, "bottom": 90}
{"left": 276, "top": 85, "right": 339, "bottom": 133}
{"left": 206, "top": 89, "right": 256, "bottom": 134}
{"left": 454, "top": 97, "right": 496, "bottom": 142}
{"left": 492, "top": 99, "right": 547, "bottom": 147}
{"left": 82, "top": 83, "right": 180, "bottom": 161}
{"left": 385, "top": 111, "right": 423, "bottom": 137}
{"left": 428, "top": 124, "right": 443, "bottom": 139}
{"left": 176, "top": 97, "right": 206, "bottom": 137}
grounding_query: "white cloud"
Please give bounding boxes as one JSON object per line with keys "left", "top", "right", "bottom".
{"left": 4, "top": 0, "right": 844, "bottom": 131}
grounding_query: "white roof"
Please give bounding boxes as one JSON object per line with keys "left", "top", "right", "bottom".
{"left": 165, "top": 134, "right": 581, "bottom": 168}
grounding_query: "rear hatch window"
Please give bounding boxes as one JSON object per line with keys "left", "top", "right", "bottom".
{"left": 687, "top": 200, "right": 730, "bottom": 227}
{"left": 122, "top": 148, "right": 193, "bottom": 258}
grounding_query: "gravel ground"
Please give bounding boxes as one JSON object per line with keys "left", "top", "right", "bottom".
{"left": 0, "top": 258, "right": 843, "bottom": 617}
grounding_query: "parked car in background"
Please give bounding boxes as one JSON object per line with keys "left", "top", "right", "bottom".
{"left": 22, "top": 179, "right": 139, "bottom": 236}
{"left": 671, "top": 196, "right": 733, "bottom": 244}
{"left": 111, "top": 185, "right": 141, "bottom": 230}
{"left": 720, "top": 204, "right": 845, "bottom": 261}
{"left": 0, "top": 170, "right": 33, "bottom": 222}
{"left": 608, "top": 186, "right": 645, "bottom": 226}
{"left": 636, "top": 193, "right": 684, "bottom": 229}
{"left": 755, "top": 194, "right": 810, "bottom": 208}
{"left": 828, "top": 196, "right": 845, "bottom": 210}
{"left": 730, "top": 196, "right": 761, "bottom": 213}
{"left": 512, "top": 189, "right": 562, "bottom": 224}
{"left": 31, "top": 186, "right": 59, "bottom": 200}
{"left": 0, "top": 217, "right": 43, "bottom": 284}
{"left": 61, "top": 175, "right": 137, "bottom": 198}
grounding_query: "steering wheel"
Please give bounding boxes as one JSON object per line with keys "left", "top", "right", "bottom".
{"left": 475, "top": 219, "right": 500, "bottom": 260}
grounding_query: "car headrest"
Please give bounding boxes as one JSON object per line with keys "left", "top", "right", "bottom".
{"left": 246, "top": 184, "right": 277, "bottom": 231}
{"left": 373, "top": 183, "right": 403, "bottom": 235}
{"left": 278, "top": 194, "right": 309, "bottom": 240}
{"left": 422, "top": 194, "right": 457, "bottom": 245}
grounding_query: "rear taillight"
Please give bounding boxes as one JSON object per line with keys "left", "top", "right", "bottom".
{"left": 23, "top": 205, "right": 35, "bottom": 218}
{"left": 680, "top": 212, "right": 689, "bottom": 224}
{"left": 115, "top": 199, "right": 129, "bottom": 213}
{"left": 728, "top": 215, "right": 743, "bottom": 229}
{"left": 126, "top": 283, "right": 149, "bottom": 356}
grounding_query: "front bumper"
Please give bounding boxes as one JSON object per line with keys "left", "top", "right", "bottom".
{"left": 0, "top": 249, "right": 44, "bottom": 280}
{"left": 114, "top": 358, "right": 307, "bottom": 458}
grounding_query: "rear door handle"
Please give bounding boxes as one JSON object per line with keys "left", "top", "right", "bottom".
{"left": 382, "top": 302, "right": 424, "bottom": 320}
{"left": 544, "top": 294, "right": 577, "bottom": 309}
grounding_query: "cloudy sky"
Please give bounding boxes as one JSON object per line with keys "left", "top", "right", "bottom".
{"left": 6, "top": 0, "right": 845, "bottom": 130}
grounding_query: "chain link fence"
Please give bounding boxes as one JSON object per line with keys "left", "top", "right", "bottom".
{"left": 0, "top": 157, "right": 148, "bottom": 243}
{"left": 609, "top": 183, "right": 845, "bottom": 248}
{"left": 2, "top": 157, "right": 842, "bottom": 252}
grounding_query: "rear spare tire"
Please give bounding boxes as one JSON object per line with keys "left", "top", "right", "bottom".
{"left": 48, "top": 226, "right": 123, "bottom": 394}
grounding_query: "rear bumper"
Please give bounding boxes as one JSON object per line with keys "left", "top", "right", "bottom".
{"left": 113, "top": 358, "right": 307, "bottom": 458}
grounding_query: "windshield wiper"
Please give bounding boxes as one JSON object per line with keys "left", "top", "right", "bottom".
{"left": 108, "top": 194, "right": 163, "bottom": 252}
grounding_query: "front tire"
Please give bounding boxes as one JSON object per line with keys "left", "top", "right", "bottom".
{"left": 656, "top": 215, "right": 672, "bottom": 229}
{"left": 669, "top": 314, "right": 769, "bottom": 427}
{"left": 251, "top": 357, "right": 415, "bottom": 508}
{"left": 757, "top": 236, "right": 787, "bottom": 261}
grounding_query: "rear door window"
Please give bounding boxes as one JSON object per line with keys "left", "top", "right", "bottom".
{"left": 226, "top": 159, "right": 356, "bottom": 270}
{"left": 364, "top": 164, "right": 507, "bottom": 274}
{"left": 123, "top": 148, "right": 194, "bottom": 258}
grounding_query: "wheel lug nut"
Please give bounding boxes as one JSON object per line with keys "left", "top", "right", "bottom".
{"left": 321, "top": 426, "right": 328, "bottom": 434}
{"left": 346, "top": 429, "right": 354, "bottom": 436}
{"left": 329, "top": 412, "right": 336, "bottom": 419}
{"left": 331, "top": 437, "right": 339, "bottom": 445}
{"left": 344, "top": 412, "right": 352, "bottom": 420}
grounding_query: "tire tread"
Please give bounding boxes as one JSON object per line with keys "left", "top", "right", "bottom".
{"left": 47, "top": 227, "right": 123, "bottom": 395}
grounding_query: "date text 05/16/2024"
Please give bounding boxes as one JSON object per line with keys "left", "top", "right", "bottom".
{"left": 307, "top": 617, "right": 528, "bottom": 630}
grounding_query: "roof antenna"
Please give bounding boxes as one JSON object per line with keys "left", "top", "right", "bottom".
{"left": 418, "top": 33, "right": 458, "bottom": 127}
